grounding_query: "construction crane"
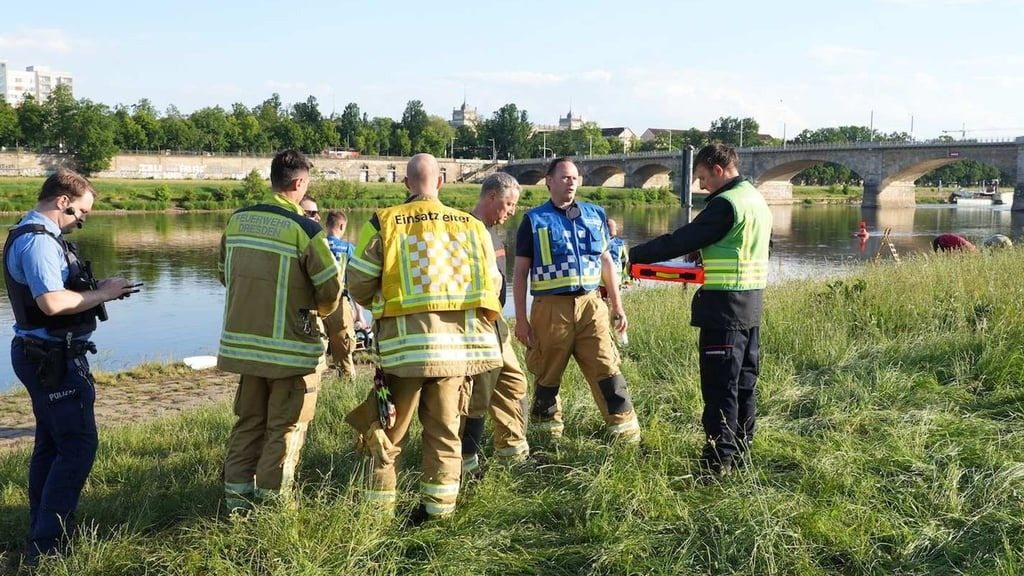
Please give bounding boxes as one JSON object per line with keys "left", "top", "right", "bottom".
{"left": 941, "top": 125, "right": 1024, "bottom": 139}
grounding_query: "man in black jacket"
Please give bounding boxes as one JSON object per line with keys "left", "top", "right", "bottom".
{"left": 629, "top": 144, "right": 772, "bottom": 475}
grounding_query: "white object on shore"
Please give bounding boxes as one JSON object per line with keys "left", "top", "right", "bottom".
{"left": 183, "top": 355, "right": 218, "bottom": 370}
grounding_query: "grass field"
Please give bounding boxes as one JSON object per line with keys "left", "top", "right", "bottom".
{"left": 1, "top": 176, "right": 965, "bottom": 214}
{"left": 0, "top": 177, "right": 678, "bottom": 213}
{"left": 2, "top": 249, "right": 1023, "bottom": 574}
{"left": 790, "top": 185, "right": 953, "bottom": 204}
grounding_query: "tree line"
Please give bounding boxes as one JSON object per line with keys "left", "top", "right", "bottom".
{"left": 0, "top": 87, "right": 1005, "bottom": 186}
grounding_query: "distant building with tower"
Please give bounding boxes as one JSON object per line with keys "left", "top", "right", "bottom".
{"left": 450, "top": 100, "right": 479, "bottom": 129}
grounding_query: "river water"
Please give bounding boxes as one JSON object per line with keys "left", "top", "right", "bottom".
{"left": 2, "top": 203, "right": 1020, "bottom": 393}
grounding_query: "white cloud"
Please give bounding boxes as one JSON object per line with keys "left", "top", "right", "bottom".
{"left": 578, "top": 69, "right": 613, "bottom": 83}
{"left": 808, "top": 44, "right": 876, "bottom": 67}
{"left": 449, "top": 69, "right": 613, "bottom": 87}
{"left": 0, "top": 28, "right": 73, "bottom": 53}
{"left": 265, "top": 80, "right": 310, "bottom": 92}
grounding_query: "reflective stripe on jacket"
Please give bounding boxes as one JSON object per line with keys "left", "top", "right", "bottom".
{"left": 351, "top": 198, "right": 501, "bottom": 319}
{"left": 349, "top": 196, "right": 502, "bottom": 378}
{"left": 699, "top": 180, "right": 772, "bottom": 291}
{"left": 217, "top": 193, "right": 343, "bottom": 378}
{"left": 526, "top": 201, "right": 608, "bottom": 295}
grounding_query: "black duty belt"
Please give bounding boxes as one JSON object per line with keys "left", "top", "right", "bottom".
{"left": 549, "top": 289, "right": 593, "bottom": 297}
{"left": 14, "top": 335, "right": 98, "bottom": 356}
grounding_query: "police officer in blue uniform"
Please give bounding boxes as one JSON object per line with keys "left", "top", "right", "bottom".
{"left": 4, "top": 169, "right": 136, "bottom": 561}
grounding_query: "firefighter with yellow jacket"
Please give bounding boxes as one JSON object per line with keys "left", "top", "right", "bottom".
{"left": 218, "top": 150, "right": 342, "bottom": 511}
{"left": 345, "top": 153, "right": 502, "bottom": 523}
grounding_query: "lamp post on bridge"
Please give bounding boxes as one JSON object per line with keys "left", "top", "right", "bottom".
{"left": 488, "top": 138, "right": 496, "bottom": 162}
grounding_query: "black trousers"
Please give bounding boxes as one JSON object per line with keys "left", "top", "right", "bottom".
{"left": 698, "top": 327, "right": 759, "bottom": 463}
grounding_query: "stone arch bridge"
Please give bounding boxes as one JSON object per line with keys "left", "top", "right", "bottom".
{"left": 502, "top": 137, "right": 1024, "bottom": 209}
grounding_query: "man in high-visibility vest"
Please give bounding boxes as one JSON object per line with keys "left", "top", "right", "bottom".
{"left": 629, "top": 143, "right": 772, "bottom": 476}
{"left": 512, "top": 157, "right": 642, "bottom": 443}
{"left": 345, "top": 153, "right": 502, "bottom": 523}
{"left": 218, "top": 150, "right": 343, "bottom": 510}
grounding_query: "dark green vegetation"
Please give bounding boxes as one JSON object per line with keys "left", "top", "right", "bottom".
{"left": 0, "top": 176, "right": 678, "bottom": 213}
{"left": 2, "top": 87, "right": 1005, "bottom": 187}
{"left": 2, "top": 250, "right": 1023, "bottom": 574}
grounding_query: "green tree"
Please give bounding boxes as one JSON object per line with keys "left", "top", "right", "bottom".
{"left": 709, "top": 116, "right": 761, "bottom": 146}
{"left": 0, "top": 98, "right": 21, "bottom": 146}
{"left": 190, "top": 106, "right": 234, "bottom": 152}
{"left": 418, "top": 116, "right": 454, "bottom": 156}
{"left": 374, "top": 117, "right": 395, "bottom": 155}
{"left": 113, "top": 106, "right": 148, "bottom": 150}
{"left": 160, "top": 107, "right": 198, "bottom": 151}
{"left": 45, "top": 85, "right": 78, "bottom": 152}
{"left": 230, "top": 103, "right": 267, "bottom": 152}
{"left": 17, "top": 95, "right": 49, "bottom": 149}
{"left": 132, "top": 99, "right": 163, "bottom": 150}
{"left": 480, "top": 103, "right": 532, "bottom": 160}
{"left": 453, "top": 125, "right": 479, "bottom": 159}
{"left": 337, "top": 102, "right": 362, "bottom": 148}
{"left": 400, "top": 100, "right": 429, "bottom": 150}
{"left": 291, "top": 95, "right": 323, "bottom": 127}
{"left": 392, "top": 128, "right": 412, "bottom": 156}
{"left": 605, "top": 136, "right": 625, "bottom": 154}
{"left": 68, "top": 101, "right": 117, "bottom": 174}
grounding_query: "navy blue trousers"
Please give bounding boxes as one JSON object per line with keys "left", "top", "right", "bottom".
{"left": 698, "top": 327, "right": 759, "bottom": 463}
{"left": 11, "top": 338, "right": 98, "bottom": 559}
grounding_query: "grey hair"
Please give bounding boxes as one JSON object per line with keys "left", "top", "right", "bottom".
{"left": 480, "top": 172, "right": 521, "bottom": 199}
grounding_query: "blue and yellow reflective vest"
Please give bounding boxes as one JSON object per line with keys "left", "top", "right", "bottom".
{"left": 526, "top": 201, "right": 608, "bottom": 295}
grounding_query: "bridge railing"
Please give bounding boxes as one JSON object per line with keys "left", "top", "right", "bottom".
{"left": 506, "top": 137, "right": 1020, "bottom": 164}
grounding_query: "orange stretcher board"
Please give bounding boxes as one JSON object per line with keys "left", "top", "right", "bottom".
{"left": 629, "top": 261, "right": 704, "bottom": 284}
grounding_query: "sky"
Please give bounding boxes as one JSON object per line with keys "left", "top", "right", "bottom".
{"left": 3, "top": 0, "right": 1024, "bottom": 141}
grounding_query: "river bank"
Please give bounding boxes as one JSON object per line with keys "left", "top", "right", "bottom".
{"left": 1, "top": 249, "right": 1022, "bottom": 574}
{"left": 0, "top": 177, "right": 960, "bottom": 214}
{"left": 0, "top": 364, "right": 238, "bottom": 451}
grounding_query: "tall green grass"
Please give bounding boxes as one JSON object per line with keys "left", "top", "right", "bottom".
{"left": 2, "top": 251, "right": 1023, "bottom": 574}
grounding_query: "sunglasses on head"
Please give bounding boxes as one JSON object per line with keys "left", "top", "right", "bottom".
{"left": 305, "top": 210, "right": 319, "bottom": 216}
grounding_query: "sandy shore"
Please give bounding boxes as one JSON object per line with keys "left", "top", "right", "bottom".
{"left": 0, "top": 366, "right": 239, "bottom": 451}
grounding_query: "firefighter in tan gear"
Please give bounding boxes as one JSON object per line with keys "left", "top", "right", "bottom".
{"left": 345, "top": 153, "right": 503, "bottom": 523}
{"left": 513, "top": 158, "right": 642, "bottom": 442}
{"left": 218, "top": 150, "right": 342, "bottom": 511}
{"left": 461, "top": 172, "right": 530, "bottom": 476}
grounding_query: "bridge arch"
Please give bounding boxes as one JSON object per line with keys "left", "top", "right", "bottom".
{"left": 627, "top": 162, "right": 673, "bottom": 189}
{"left": 513, "top": 169, "right": 545, "bottom": 186}
{"left": 584, "top": 165, "right": 625, "bottom": 187}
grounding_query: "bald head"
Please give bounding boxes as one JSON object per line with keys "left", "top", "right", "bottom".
{"left": 405, "top": 153, "right": 441, "bottom": 198}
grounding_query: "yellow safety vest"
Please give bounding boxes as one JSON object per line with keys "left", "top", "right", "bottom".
{"left": 360, "top": 198, "right": 501, "bottom": 319}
